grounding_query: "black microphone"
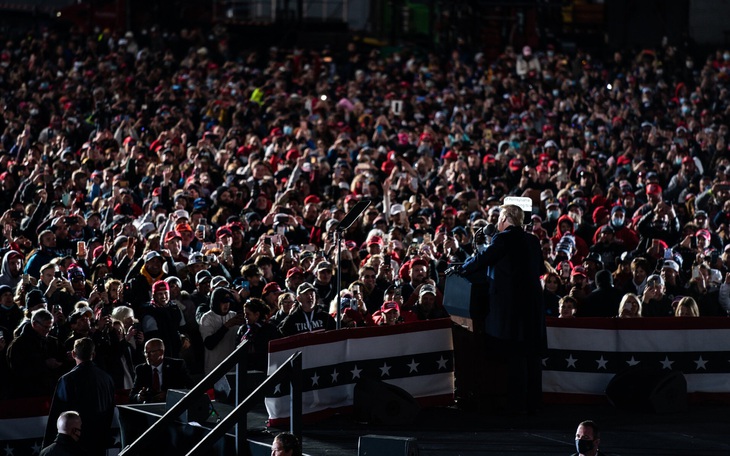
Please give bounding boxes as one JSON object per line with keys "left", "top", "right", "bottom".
{"left": 484, "top": 223, "right": 496, "bottom": 237}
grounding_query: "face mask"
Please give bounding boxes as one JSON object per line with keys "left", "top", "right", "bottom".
{"left": 552, "top": 89, "right": 560, "bottom": 97}
{"left": 547, "top": 210, "right": 560, "bottom": 222}
{"left": 686, "top": 60, "right": 693, "bottom": 69}
{"left": 611, "top": 216, "right": 625, "bottom": 228}
{"left": 724, "top": 53, "right": 730, "bottom": 61}
{"left": 681, "top": 105, "right": 690, "bottom": 115}
{"left": 575, "top": 439, "right": 595, "bottom": 454}
{"left": 283, "top": 125, "right": 293, "bottom": 136}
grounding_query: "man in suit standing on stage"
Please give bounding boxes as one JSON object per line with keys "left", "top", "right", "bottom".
{"left": 130, "top": 337, "right": 193, "bottom": 403}
{"left": 454, "top": 204, "right": 546, "bottom": 414}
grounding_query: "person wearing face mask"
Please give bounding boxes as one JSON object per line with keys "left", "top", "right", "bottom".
{"left": 543, "top": 200, "right": 562, "bottom": 237}
{"left": 592, "top": 206, "right": 639, "bottom": 252}
{"left": 572, "top": 420, "right": 607, "bottom": 456}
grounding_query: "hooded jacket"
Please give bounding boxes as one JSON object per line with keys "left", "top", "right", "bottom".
{"left": 551, "top": 215, "right": 589, "bottom": 263}
{"left": 199, "top": 289, "right": 241, "bottom": 374}
{"left": 0, "top": 250, "right": 23, "bottom": 289}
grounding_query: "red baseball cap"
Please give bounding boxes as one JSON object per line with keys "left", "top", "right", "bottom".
{"left": 164, "top": 231, "right": 182, "bottom": 243}
{"left": 381, "top": 301, "right": 400, "bottom": 313}
{"left": 262, "top": 282, "right": 282, "bottom": 296}
{"left": 646, "top": 183, "right": 662, "bottom": 195}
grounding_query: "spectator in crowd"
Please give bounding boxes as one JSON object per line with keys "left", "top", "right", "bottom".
{"left": 200, "top": 288, "right": 244, "bottom": 375}
{"left": 578, "top": 270, "right": 624, "bottom": 317}
{"left": 268, "top": 292, "right": 296, "bottom": 327}
{"left": 411, "top": 284, "right": 449, "bottom": 320}
{"left": 191, "top": 270, "right": 214, "bottom": 323}
{"left": 278, "top": 283, "right": 335, "bottom": 336}
{"left": 237, "top": 297, "right": 280, "bottom": 370}
{"left": 7, "top": 308, "right": 65, "bottom": 397}
{"left": 675, "top": 296, "right": 701, "bottom": 317}
{"left": 138, "top": 281, "right": 185, "bottom": 358}
{"left": 261, "top": 282, "right": 283, "bottom": 315}
{"left": 641, "top": 275, "right": 674, "bottom": 317}
{"left": 0, "top": 250, "right": 24, "bottom": 289}
{"left": 0, "top": 284, "right": 23, "bottom": 342}
{"left": 617, "top": 294, "right": 642, "bottom": 318}
{"left": 24, "top": 231, "right": 59, "bottom": 280}
{"left": 559, "top": 296, "right": 578, "bottom": 318}
{"left": 541, "top": 272, "right": 563, "bottom": 317}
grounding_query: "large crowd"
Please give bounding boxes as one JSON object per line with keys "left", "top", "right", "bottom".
{"left": 1, "top": 25, "right": 730, "bottom": 400}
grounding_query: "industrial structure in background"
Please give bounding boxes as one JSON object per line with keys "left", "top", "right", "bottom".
{"left": 0, "top": 1, "right": 729, "bottom": 64}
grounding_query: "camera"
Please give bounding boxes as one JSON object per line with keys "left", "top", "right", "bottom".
{"left": 96, "top": 277, "right": 106, "bottom": 292}
{"left": 55, "top": 270, "right": 64, "bottom": 279}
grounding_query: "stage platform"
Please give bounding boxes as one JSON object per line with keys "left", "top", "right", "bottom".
{"left": 247, "top": 400, "right": 729, "bottom": 455}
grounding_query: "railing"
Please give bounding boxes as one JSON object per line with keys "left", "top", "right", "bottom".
{"left": 187, "top": 351, "right": 302, "bottom": 456}
{"left": 119, "top": 340, "right": 303, "bottom": 456}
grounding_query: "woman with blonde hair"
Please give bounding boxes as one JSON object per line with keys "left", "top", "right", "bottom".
{"left": 617, "top": 293, "right": 642, "bottom": 318}
{"left": 675, "top": 296, "right": 700, "bottom": 317}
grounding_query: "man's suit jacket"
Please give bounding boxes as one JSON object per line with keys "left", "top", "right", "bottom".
{"left": 42, "top": 362, "right": 115, "bottom": 456}
{"left": 459, "top": 225, "right": 546, "bottom": 352}
{"left": 129, "top": 357, "right": 193, "bottom": 403}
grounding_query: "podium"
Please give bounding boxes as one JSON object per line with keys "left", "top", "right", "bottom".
{"left": 443, "top": 274, "right": 489, "bottom": 333}
{"left": 442, "top": 274, "right": 502, "bottom": 411}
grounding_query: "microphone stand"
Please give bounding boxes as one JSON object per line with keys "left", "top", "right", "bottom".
{"left": 334, "top": 200, "right": 371, "bottom": 329}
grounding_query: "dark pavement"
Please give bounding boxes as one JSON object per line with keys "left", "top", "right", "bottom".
{"left": 251, "top": 400, "right": 730, "bottom": 455}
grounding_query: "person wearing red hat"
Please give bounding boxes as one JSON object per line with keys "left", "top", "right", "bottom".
{"left": 284, "top": 267, "right": 306, "bottom": 294}
{"left": 137, "top": 280, "right": 185, "bottom": 358}
{"left": 400, "top": 258, "right": 430, "bottom": 303}
{"left": 261, "top": 281, "right": 283, "bottom": 311}
{"left": 371, "top": 300, "right": 417, "bottom": 326}
{"left": 162, "top": 230, "right": 187, "bottom": 263}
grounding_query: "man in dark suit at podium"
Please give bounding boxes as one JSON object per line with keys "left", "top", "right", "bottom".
{"left": 454, "top": 204, "right": 546, "bottom": 414}
{"left": 130, "top": 338, "right": 193, "bottom": 403}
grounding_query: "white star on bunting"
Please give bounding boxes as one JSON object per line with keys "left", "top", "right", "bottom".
{"left": 596, "top": 356, "right": 608, "bottom": 370}
{"left": 694, "top": 356, "right": 708, "bottom": 370}
{"left": 407, "top": 359, "right": 420, "bottom": 373}
{"left": 660, "top": 356, "right": 674, "bottom": 370}
{"left": 331, "top": 369, "right": 340, "bottom": 383}
{"left": 626, "top": 356, "right": 640, "bottom": 366}
{"left": 311, "top": 372, "right": 320, "bottom": 386}
{"left": 566, "top": 354, "right": 577, "bottom": 368}
{"left": 379, "top": 363, "right": 391, "bottom": 377}
{"left": 351, "top": 365, "right": 362, "bottom": 379}
{"left": 437, "top": 356, "right": 448, "bottom": 370}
